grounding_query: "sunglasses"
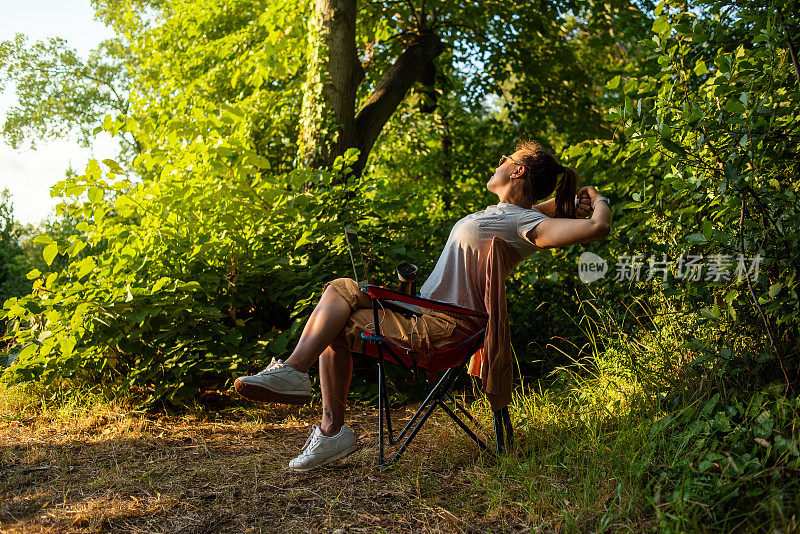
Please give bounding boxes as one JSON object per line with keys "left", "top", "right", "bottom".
{"left": 499, "top": 154, "right": 530, "bottom": 172}
{"left": 498, "top": 156, "right": 529, "bottom": 169}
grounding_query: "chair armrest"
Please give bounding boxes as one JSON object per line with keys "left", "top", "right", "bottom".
{"left": 364, "top": 284, "right": 488, "bottom": 319}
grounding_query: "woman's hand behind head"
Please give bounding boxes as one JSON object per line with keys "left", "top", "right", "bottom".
{"left": 575, "top": 195, "right": 591, "bottom": 218}
{"left": 578, "top": 185, "right": 602, "bottom": 201}
{"left": 575, "top": 187, "right": 594, "bottom": 218}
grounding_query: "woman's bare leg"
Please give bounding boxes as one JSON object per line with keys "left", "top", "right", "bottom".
{"left": 318, "top": 344, "right": 352, "bottom": 437}
{"left": 284, "top": 285, "right": 351, "bottom": 373}
{"left": 282, "top": 285, "right": 354, "bottom": 436}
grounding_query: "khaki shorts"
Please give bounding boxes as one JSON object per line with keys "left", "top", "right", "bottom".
{"left": 326, "top": 278, "right": 482, "bottom": 368}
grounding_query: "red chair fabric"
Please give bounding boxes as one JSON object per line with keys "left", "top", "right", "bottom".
{"left": 360, "top": 284, "right": 488, "bottom": 377}
{"left": 359, "top": 284, "right": 511, "bottom": 467}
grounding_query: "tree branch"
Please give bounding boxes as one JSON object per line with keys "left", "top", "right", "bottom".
{"left": 778, "top": 6, "right": 800, "bottom": 86}
{"left": 353, "top": 31, "right": 443, "bottom": 176}
{"left": 738, "top": 197, "right": 792, "bottom": 393}
{"left": 405, "top": 0, "right": 421, "bottom": 29}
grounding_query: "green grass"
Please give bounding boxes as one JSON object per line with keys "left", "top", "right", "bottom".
{"left": 457, "top": 291, "right": 800, "bottom": 533}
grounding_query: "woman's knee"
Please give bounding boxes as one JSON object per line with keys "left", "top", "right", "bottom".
{"left": 326, "top": 277, "right": 357, "bottom": 290}
{"left": 323, "top": 277, "right": 367, "bottom": 311}
{"left": 324, "top": 277, "right": 355, "bottom": 297}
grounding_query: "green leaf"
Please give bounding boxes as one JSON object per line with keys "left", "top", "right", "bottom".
{"left": 343, "top": 147, "right": 360, "bottom": 165}
{"left": 46, "top": 272, "right": 58, "bottom": 289}
{"left": 724, "top": 98, "right": 746, "bottom": 114}
{"left": 698, "top": 460, "right": 714, "bottom": 472}
{"left": 153, "top": 277, "right": 171, "bottom": 292}
{"left": 295, "top": 231, "right": 313, "bottom": 249}
{"left": 103, "top": 158, "right": 125, "bottom": 174}
{"left": 606, "top": 75, "right": 621, "bottom": 90}
{"left": 693, "top": 60, "right": 708, "bottom": 76}
{"left": 43, "top": 243, "right": 59, "bottom": 266}
{"left": 18, "top": 343, "right": 38, "bottom": 361}
{"left": 77, "top": 258, "right": 96, "bottom": 279}
{"left": 687, "top": 233, "right": 708, "bottom": 245}
{"left": 86, "top": 159, "right": 102, "bottom": 181}
{"left": 724, "top": 162, "right": 739, "bottom": 181}
{"left": 661, "top": 138, "right": 685, "bottom": 155}
{"left": 702, "top": 220, "right": 713, "bottom": 240}
{"left": 26, "top": 269, "right": 42, "bottom": 280}
{"left": 768, "top": 283, "right": 782, "bottom": 298}
{"left": 623, "top": 201, "right": 645, "bottom": 209}
{"left": 652, "top": 16, "right": 670, "bottom": 34}
{"left": 623, "top": 79, "right": 639, "bottom": 93}
{"left": 650, "top": 414, "right": 673, "bottom": 437}
{"left": 700, "top": 393, "right": 720, "bottom": 417}
{"left": 87, "top": 186, "right": 103, "bottom": 204}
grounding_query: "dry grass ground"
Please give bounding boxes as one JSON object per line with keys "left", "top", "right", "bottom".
{"left": 1, "top": 390, "right": 537, "bottom": 534}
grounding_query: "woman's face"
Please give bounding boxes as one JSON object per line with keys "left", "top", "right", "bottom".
{"left": 487, "top": 151, "right": 526, "bottom": 194}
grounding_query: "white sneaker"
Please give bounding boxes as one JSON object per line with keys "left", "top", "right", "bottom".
{"left": 234, "top": 358, "right": 313, "bottom": 405}
{"left": 288, "top": 424, "right": 359, "bottom": 472}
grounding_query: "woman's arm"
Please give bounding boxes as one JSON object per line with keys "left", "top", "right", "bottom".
{"left": 534, "top": 198, "right": 556, "bottom": 217}
{"left": 527, "top": 188, "right": 611, "bottom": 248}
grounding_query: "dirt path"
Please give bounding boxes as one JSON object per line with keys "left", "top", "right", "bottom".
{"left": 1, "top": 402, "right": 530, "bottom": 533}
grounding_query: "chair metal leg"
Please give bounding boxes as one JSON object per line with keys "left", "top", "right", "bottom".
{"left": 381, "top": 359, "right": 395, "bottom": 444}
{"left": 372, "top": 324, "right": 496, "bottom": 468}
{"left": 393, "top": 366, "right": 459, "bottom": 444}
{"left": 493, "top": 406, "right": 514, "bottom": 454}
{"left": 493, "top": 410, "right": 505, "bottom": 454}
{"left": 438, "top": 400, "right": 489, "bottom": 452}
{"left": 443, "top": 391, "right": 481, "bottom": 427}
{"left": 381, "top": 390, "right": 441, "bottom": 467}
{"left": 380, "top": 367, "right": 496, "bottom": 468}
{"left": 378, "top": 350, "right": 385, "bottom": 466}
{"left": 502, "top": 406, "right": 513, "bottom": 448}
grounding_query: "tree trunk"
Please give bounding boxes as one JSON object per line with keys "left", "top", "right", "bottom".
{"left": 298, "top": 1, "right": 444, "bottom": 178}
{"left": 439, "top": 111, "right": 453, "bottom": 211}
{"left": 298, "top": 0, "right": 362, "bottom": 168}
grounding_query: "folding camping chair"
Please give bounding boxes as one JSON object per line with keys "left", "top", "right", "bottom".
{"left": 359, "top": 284, "right": 514, "bottom": 468}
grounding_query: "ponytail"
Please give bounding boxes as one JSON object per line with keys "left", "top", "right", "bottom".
{"left": 553, "top": 166, "right": 578, "bottom": 219}
{"left": 514, "top": 140, "right": 580, "bottom": 217}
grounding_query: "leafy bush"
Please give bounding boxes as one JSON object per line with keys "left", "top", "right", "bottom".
{"left": 1, "top": 141, "right": 415, "bottom": 406}
{"left": 567, "top": 0, "right": 800, "bottom": 387}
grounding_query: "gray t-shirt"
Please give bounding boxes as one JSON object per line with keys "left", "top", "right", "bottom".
{"left": 419, "top": 202, "right": 550, "bottom": 313}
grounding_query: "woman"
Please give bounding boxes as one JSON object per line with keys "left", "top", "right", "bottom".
{"left": 234, "top": 141, "right": 612, "bottom": 471}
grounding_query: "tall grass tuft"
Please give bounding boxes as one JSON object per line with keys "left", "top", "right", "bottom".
{"left": 464, "top": 287, "right": 799, "bottom": 532}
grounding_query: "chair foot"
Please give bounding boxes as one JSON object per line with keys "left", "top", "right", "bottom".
{"left": 493, "top": 406, "right": 514, "bottom": 454}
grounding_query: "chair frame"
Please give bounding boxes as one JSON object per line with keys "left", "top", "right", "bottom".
{"left": 360, "top": 284, "right": 513, "bottom": 468}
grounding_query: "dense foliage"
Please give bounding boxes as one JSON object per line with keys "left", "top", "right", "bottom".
{"left": 0, "top": 190, "right": 29, "bottom": 306}
{"left": 1, "top": 0, "right": 653, "bottom": 402}
{"left": 1, "top": 0, "right": 798, "bottom": 528}
{"left": 569, "top": 0, "right": 800, "bottom": 383}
